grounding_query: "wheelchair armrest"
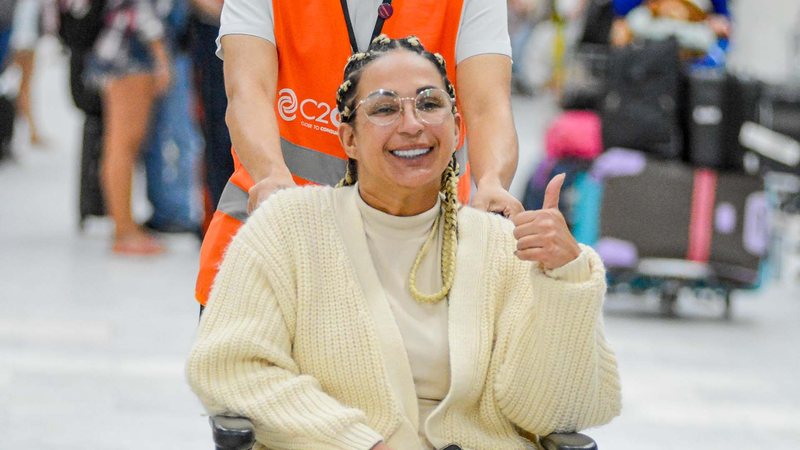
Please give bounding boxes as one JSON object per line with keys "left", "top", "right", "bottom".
{"left": 210, "top": 415, "right": 255, "bottom": 450}
{"left": 540, "top": 432, "right": 598, "bottom": 450}
{"left": 209, "top": 415, "right": 598, "bottom": 450}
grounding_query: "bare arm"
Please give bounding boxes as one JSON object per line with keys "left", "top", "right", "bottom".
{"left": 221, "top": 35, "right": 296, "bottom": 212}
{"left": 456, "top": 54, "right": 523, "bottom": 217}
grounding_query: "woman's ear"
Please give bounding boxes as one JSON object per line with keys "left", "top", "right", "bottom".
{"left": 338, "top": 123, "right": 358, "bottom": 159}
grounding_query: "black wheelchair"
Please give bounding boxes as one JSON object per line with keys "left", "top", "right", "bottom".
{"left": 210, "top": 415, "right": 598, "bottom": 450}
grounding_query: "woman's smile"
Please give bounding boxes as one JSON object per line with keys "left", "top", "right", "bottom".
{"left": 389, "top": 146, "right": 433, "bottom": 159}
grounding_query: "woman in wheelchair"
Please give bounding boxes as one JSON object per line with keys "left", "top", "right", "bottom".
{"left": 187, "top": 35, "right": 621, "bottom": 450}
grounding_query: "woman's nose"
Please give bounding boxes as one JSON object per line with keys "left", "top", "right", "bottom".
{"left": 397, "top": 101, "right": 424, "bottom": 133}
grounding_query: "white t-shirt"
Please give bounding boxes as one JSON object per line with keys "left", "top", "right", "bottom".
{"left": 216, "top": 0, "right": 511, "bottom": 63}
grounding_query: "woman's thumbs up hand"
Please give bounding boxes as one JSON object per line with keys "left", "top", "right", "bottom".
{"left": 511, "top": 173, "right": 581, "bottom": 269}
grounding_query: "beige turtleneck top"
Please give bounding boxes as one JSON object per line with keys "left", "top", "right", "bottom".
{"left": 356, "top": 191, "right": 448, "bottom": 449}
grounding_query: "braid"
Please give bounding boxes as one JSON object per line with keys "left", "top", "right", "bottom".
{"left": 335, "top": 158, "right": 358, "bottom": 187}
{"left": 408, "top": 154, "right": 459, "bottom": 304}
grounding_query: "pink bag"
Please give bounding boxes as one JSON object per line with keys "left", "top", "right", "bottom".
{"left": 545, "top": 110, "right": 603, "bottom": 160}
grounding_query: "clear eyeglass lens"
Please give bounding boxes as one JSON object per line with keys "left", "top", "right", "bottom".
{"left": 361, "top": 89, "right": 451, "bottom": 126}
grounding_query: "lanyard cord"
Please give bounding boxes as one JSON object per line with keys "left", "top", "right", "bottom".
{"left": 339, "top": 0, "right": 393, "bottom": 53}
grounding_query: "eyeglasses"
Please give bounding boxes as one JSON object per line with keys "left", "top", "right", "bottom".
{"left": 350, "top": 88, "right": 454, "bottom": 126}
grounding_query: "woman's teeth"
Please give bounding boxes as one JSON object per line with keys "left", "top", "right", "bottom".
{"left": 391, "top": 148, "right": 431, "bottom": 159}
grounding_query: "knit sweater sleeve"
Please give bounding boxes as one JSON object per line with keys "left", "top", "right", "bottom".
{"left": 185, "top": 194, "right": 383, "bottom": 450}
{"left": 491, "top": 238, "right": 621, "bottom": 435}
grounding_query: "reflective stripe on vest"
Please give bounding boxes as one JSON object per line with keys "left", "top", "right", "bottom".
{"left": 220, "top": 138, "right": 466, "bottom": 221}
{"left": 217, "top": 182, "right": 249, "bottom": 222}
{"left": 219, "top": 138, "right": 347, "bottom": 221}
{"left": 282, "top": 138, "right": 346, "bottom": 186}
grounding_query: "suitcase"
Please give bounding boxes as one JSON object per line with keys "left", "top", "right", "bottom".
{"left": 685, "top": 69, "right": 727, "bottom": 168}
{"left": 725, "top": 74, "right": 763, "bottom": 170}
{"left": 522, "top": 157, "right": 591, "bottom": 228}
{"left": 601, "top": 38, "right": 684, "bottom": 159}
{"left": 571, "top": 171, "right": 602, "bottom": 246}
{"left": 590, "top": 148, "right": 769, "bottom": 286}
{"left": 759, "top": 84, "right": 800, "bottom": 141}
{"left": 742, "top": 83, "right": 800, "bottom": 175}
{"left": 79, "top": 114, "right": 106, "bottom": 226}
{"left": 685, "top": 70, "right": 763, "bottom": 171}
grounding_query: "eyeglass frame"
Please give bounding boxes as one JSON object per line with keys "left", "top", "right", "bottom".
{"left": 348, "top": 87, "right": 456, "bottom": 126}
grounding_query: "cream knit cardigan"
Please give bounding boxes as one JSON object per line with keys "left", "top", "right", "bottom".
{"left": 186, "top": 186, "right": 621, "bottom": 450}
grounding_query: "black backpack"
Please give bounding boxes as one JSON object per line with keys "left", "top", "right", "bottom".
{"left": 601, "top": 38, "right": 685, "bottom": 160}
{"left": 57, "top": 0, "right": 106, "bottom": 51}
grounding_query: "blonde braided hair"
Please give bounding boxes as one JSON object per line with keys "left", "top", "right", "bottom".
{"left": 407, "top": 155, "right": 459, "bottom": 304}
{"left": 335, "top": 158, "right": 358, "bottom": 188}
{"left": 334, "top": 36, "right": 460, "bottom": 303}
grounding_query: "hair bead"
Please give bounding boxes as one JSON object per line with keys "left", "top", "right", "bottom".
{"left": 406, "top": 36, "right": 421, "bottom": 47}
{"left": 371, "top": 34, "right": 391, "bottom": 46}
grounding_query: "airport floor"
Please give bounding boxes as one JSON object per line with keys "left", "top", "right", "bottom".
{"left": 2, "top": 30, "right": 800, "bottom": 449}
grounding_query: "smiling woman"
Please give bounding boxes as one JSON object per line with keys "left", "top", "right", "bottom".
{"left": 187, "top": 35, "right": 621, "bottom": 450}
{"left": 336, "top": 36, "right": 462, "bottom": 217}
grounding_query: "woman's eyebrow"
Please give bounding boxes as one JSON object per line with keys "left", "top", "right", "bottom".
{"left": 416, "top": 85, "right": 437, "bottom": 94}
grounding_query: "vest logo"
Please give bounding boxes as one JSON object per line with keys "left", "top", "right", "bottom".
{"left": 278, "top": 88, "right": 341, "bottom": 135}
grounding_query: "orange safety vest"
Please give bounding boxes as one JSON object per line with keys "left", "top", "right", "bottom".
{"left": 197, "top": 0, "right": 467, "bottom": 304}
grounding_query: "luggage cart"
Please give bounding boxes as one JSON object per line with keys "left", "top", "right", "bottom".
{"left": 606, "top": 258, "right": 744, "bottom": 319}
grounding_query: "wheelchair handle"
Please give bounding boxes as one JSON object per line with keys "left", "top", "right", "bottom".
{"left": 210, "top": 416, "right": 255, "bottom": 450}
{"left": 540, "top": 432, "right": 598, "bottom": 450}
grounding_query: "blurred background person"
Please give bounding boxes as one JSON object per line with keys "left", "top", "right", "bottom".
{"left": 187, "top": 0, "right": 231, "bottom": 232}
{"left": 509, "top": 0, "right": 589, "bottom": 96}
{"left": 56, "top": 0, "right": 110, "bottom": 226}
{"left": 508, "top": 0, "right": 544, "bottom": 95}
{"left": 85, "top": 0, "right": 171, "bottom": 255}
{"left": 8, "top": 0, "right": 43, "bottom": 146}
{"left": 142, "top": 0, "right": 204, "bottom": 237}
